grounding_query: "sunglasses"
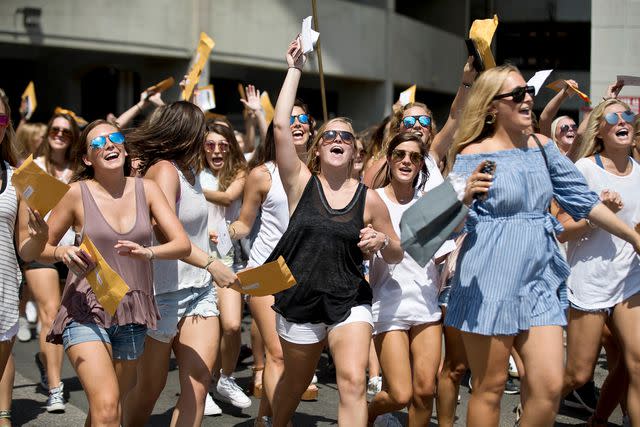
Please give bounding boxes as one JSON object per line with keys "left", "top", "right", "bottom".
{"left": 49, "top": 126, "right": 73, "bottom": 139}
{"left": 493, "top": 85, "right": 535, "bottom": 103}
{"left": 391, "top": 149, "right": 422, "bottom": 165}
{"left": 89, "top": 132, "right": 125, "bottom": 150}
{"left": 0, "top": 114, "right": 8, "bottom": 128}
{"left": 402, "top": 115, "right": 431, "bottom": 129}
{"left": 559, "top": 124, "right": 578, "bottom": 133}
{"left": 204, "top": 140, "right": 229, "bottom": 153}
{"left": 604, "top": 110, "right": 635, "bottom": 125}
{"left": 290, "top": 114, "right": 310, "bottom": 125}
{"left": 320, "top": 130, "right": 355, "bottom": 144}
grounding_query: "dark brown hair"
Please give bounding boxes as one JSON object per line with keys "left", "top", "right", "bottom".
{"left": 371, "top": 132, "right": 429, "bottom": 190}
{"left": 71, "top": 120, "right": 130, "bottom": 182}
{"left": 126, "top": 101, "right": 207, "bottom": 176}
{"left": 247, "top": 122, "right": 276, "bottom": 170}
{"left": 0, "top": 89, "right": 17, "bottom": 167}
{"left": 202, "top": 123, "right": 247, "bottom": 191}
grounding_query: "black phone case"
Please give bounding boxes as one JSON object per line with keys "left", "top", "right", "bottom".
{"left": 464, "top": 38, "right": 485, "bottom": 72}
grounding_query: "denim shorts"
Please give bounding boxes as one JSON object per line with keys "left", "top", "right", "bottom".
{"left": 148, "top": 285, "right": 219, "bottom": 343}
{"left": 62, "top": 321, "right": 147, "bottom": 361}
{"left": 569, "top": 301, "right": 614, "bottom": 317}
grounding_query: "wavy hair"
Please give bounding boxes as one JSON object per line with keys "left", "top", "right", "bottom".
{"left": 578, "top": 99, "right": 632, "bottom": 159}
{"left": 37, "top": 112, "right": 81, "bottom": 175}
{"left": 202, "top": 123, "right": 247, "bottom": 191}
{"left": 446, "top": 64, "right": 519, "bottom": 170}
{"left": 126, "top": 101, "right": 207, "bottom": 176}
{"left": 0, "top": 89, "right": 17, "bottom": 167}
{"left": 370, "top": 132, "right": 428, "bottom": 190}
{"left": 71, "top": 120, "right": 130, "bottom": 182}
{"left": 306, "top": 117, "right": 354, "bottom": 175}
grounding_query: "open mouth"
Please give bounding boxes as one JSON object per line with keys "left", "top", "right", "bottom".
{"left": 616, "top": 128, "right": 629, "bottom": 138}
{"left": 292, "top": 129, "right": 305, "bottom": 139}
{"left": 104, "top": 152, "right": 119, "bottom": 161}
{"left": 210, "top": 156, "right": 224, "bottom": 167}
{"left": 519, "top": 106, "right": 531, "bottom": 117}
{"left": 330, "top": 145, "right": 344, "bottom": 155}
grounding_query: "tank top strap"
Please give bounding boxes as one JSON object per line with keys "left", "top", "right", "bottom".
{"left": 79, "top": 181, "right": 99, "bottom": 235}
{"left": 310, "top": 175, "right": 367, "bottom": 217}
{"left": 133, "top": 177, "right": 152, "bottom": 232}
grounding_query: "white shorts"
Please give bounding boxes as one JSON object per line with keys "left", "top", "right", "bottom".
{"left": 276, "top": 305, "right": 373, "bottom": 345}
{"left": 0, "top": 321, "right": 18, "bottom": 342}
{"left": 373, "top": 317, "right": 441, "bottom": 335}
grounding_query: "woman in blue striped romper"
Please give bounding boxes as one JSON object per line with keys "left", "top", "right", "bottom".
{"left": 445, "top": 65, "right": 640, "bottom": 426}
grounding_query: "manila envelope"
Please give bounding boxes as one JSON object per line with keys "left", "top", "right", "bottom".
{"left": 182, "top": 32, "right": 215, "bottom": 101}
{"left": 469, "top": 15, "right": 499, "bottom": 70}
{"left": 546, "top": 80, "right": 591, "bottom": 104}
{"left": 260, "top": 91, "right": 275, "bottom": 125}
{"left": 54, "top": 107, "right": 88, "bottom": 127}
{"left": 398, "top": 84, "right": 416, "bottom": 106}
{"left": 233, "top": 256, "right": 297, "bottom": 297}
{"left": 146, "top": 77, "right": 175, "bottom": 94}
{"left": 11, "top": 155, "right": 70, "bottom": 216}
{"left": 21, "top": 81, "right": 37, "bottom": 120}
{"left": 79, "top": 236, "right": 130, "bottom": 316}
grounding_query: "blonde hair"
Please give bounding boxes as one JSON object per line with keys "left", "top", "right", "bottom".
{"left": 446, "top": 64, "right": 519, "bottom": 170}
{"left": 550, "top": 115, "right": 574, "bottom": 146}
{"left": 306, "top": 117, "right": 354, "bottom": 174}
{"left": 15, "top": 122, "right": 46, "bottom": 159}
{"left": 382, "top": 102, "right": 438, "bottom": 158}
{"left": 578, "top": 99, "right": 631, "bottom": 159}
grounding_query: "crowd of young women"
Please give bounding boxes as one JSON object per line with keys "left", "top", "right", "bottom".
{"left": 1, "top": 31, "right": 640, "bottom": 427}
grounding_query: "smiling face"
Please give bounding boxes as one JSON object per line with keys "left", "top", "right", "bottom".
{"left": 316, "top": 119, "right": 355, "bottom": 170}
{"left": 492, "top": 72, "right": 533, "bottom": 133}
{"left": 598, "top": 104, "right": 634, "bottom": 151}
{"left": 554, "top": 117, "right": 577, "bottom": 151}
{"left": 352, "top": 138, "right": 366, "bottom": 175}
{"left": 401, "top": 105, "right": 432, "bottom": 147}
{"left": 389, "top": 140, "right": 423, "bottom": 186}
{"left": 83, "top": 123, "right": 126, "bottom": 173}
{"left": 204, "top": 131, "right": 229, "bottom": 173}
{"left": 291, "top": 105, "right": 311, "bottom": 148}
{"left": 48, "top": 117, "right": 73, "bottom": 152}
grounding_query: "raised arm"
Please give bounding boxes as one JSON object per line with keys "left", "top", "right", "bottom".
{"left": 116, "top": 90, "right": 154, "bottom": 128}
{"left": 273, "top": 37, "right": 311, "bottom": 208}
{"left": 539, "top": 79, "right": 578, "bottom": 137}
{"left": 203, "top": 170, "right": 246, "bottom": 207}
{"left": 241, "top": 84, "right": 268, "bottom": 146}
{"left": 429, "top": 57, "right": 477, "bottom": 165}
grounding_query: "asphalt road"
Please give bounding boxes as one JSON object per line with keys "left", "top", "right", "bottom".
{"left": 10, "top": 315, "right": 624, "bottom": 426}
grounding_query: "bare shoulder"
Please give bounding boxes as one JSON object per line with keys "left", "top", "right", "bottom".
{"left": 527, "top": 133, "right": 553, "bottom": 149}
{"left": 459, "top": 141, "right": 489, "bottom": 155}
{"left": 247, "top": 165, "right": 272, "bottom": 192}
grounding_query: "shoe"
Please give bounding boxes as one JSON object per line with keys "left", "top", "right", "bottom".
{"left": 214, "top": 374, "right": 252, "bottom": 409}
{"left": 17, "top": 317, "right": 31, "bottom": 342}
{"left": 373, "top": 413, "right": 403, "bottom": 427}
{"left": 25, "top": 301, "right": 37, "bottom": 323}
{"left": 508, "top": 355, "right": 519, "bottom": 378}
{"left": 367, "top": 376, "right": 382, "bottom": 396}
{"left": 34, "top": 352, "right": 48, "bottom": 390}
{"left": 203, "top": 393, "right": 222, "bottom": 416}
{"left": 503, "top": 377, "right": 520, "bottom": 395}
{"left": 311, "top": 374, "right": 318, "bottom": 384}
{"left": 457, "top": 394, "right": 461, "bottom": 404}
{"left": 562, "top": 381, "right": 598, "bottom": 413}
{"left": 46, "top": 382, "right": 65, "bottom": 413}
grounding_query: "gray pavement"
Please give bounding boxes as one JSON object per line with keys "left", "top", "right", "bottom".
{"left": 11, "top": 315, "right": 623, "bottom": 426}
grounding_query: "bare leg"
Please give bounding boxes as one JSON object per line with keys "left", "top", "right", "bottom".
{"left": 368, "top": 338, "right": 380, "bottom": 378}
{"left": 0, "top": 345, "right": 14, "bottom": 427}
{"left": 436, "top": 325, "right": 468, "bottom": 427}
{"left": 408, "top": 322, "right": 441, "bottom": 427}
{"left": 217, "top": 286, "right": 242, "bottom": 377}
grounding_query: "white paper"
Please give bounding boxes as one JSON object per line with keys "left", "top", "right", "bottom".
{"left": 301, "top": 16, "right": 320, "bottom": 54}
{"left": 194, "top": 86, "right": 216, "bottom": 111}
{"left": 617, "top": 75, "right": 640, "bottom": 86}
{"left": 527, "top": 69, "right": 553, "bottom": 95}
{"left": 216, "top": 221, "right": 233, "bottom": 257}
{"left": 399, "top": 90, "right": 412, "bottom": 107}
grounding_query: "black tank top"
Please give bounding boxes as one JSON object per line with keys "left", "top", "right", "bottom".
{"left": 269, "top": 175, "right": 372, "bottom": 324}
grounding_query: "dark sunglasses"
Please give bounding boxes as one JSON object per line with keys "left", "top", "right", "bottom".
{"left": 402, "top": 115, "right": 431, "bottom": 129}
{"left": 493, "top": 85, "right": 535, "bottom": 103}
{"left": 320, "top": 130, "right": 355, "bottom": 144}
{"left": 559, "top": 124, "right": 578, "bottom": 133}
{"left": 49, "top": 126, "right": 73, "bottom": 139}
{"left": 204, "top": 140, "right": 229, "bottom": 152}
{"left": 89, "top": 132, "right": 125, "bottom": 150}
{"left": 604, "top": 110, "right": 635, "bottom": 125}
{"left": 290, "top": 114, "right": 310, "bottom": 125}
{"left": 391, "top": 149, "right": 422, "bottom": 165}
{"left": 0, "top": 114, "right": 8, "bottom": 128}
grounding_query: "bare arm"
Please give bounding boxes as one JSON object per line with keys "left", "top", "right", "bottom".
{"left": 229, "top": 166, "right": 269, "bottom": 240}
{"left": 361, "top": 190, "right": 404, "bottom": 264}
{"left": 539, "top": 80, "right": 578, "bottom": 137}
{"left": 15, "top": 196, "right": 48, "bottom": 262}
{"left": 203, "top": 171, "right": 246, "bottom": 207}
{"left": 240, "top": 84, "right": 269, "bottom": 145}
{"left": 588, "top": 203, "right": 640, "bottom": 253}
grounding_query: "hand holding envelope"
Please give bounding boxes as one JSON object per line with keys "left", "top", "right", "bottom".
{"left": 466, "top": 15, "right": 499, "bottom": 71}
{"left": 546, "top": 80, "right": 591, "bottom": 104}
{"left": 232, "top": 256, "right": 297, "bottom": 297}
{"left": 11, "top": 155, "right": 70, "bottom": 216}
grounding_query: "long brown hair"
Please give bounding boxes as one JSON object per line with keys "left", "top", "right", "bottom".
{"left": 202, "top": 123, "right": 247, "bottom": 191}
{"left": 38, "top": 113, "right": 81, "bottom": 175}
{"left": 371, "top": 132, "right": 428, "bottom": 190}
{"left": 126, "top": 101, "right": 207, "bottom": 176}
{"left": 0, "top": 89, "right": 17, "bottom": 167}
{"left": 71, "top": 120, "right": 130, "bottom": 182}
{"left": 306, "top": 117, "right": 354, "bottom": 175}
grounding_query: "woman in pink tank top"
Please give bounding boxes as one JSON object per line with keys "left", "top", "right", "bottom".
{"left": 38, "top": 120, "right": 190, "bottom": 427}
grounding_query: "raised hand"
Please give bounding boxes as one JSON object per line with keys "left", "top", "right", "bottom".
{"left": 605, "top": 80, "right": 624, "bottom": 100}
{"left": 600, "top": 189, "right": 623, "bottom": 213}
{"left": 462, "top": 56, "right": 478, "bottom": 85}
{"left": 240, "top": 84, "right": 262, "bottom": 113}
{"left": 286, "top": 37, "right": 306, "bottom": 70}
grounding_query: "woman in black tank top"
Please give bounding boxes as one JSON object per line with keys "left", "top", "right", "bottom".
{"left": 268, "top": 37, "right": 404, "bottom": 427}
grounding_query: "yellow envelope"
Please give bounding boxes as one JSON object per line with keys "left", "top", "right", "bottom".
{"left": 546, "top": 80, "right": 591, "bottom": 104}
{"left": 469, "top": 15, "right": 499, "bottom": 70}
{"left": 398, "top": 84, "right": 416, "bottom": 106}
{"left": 233, "top": 256, "right": 297, "bottom": 297}
{"left": 146, "top": 77, "right": 175, "bottom": 94}
{"left": 11, "top": 155, "right": 70, "bottom": 216}
{"left": 260, "top": 91, "right": 275, "bottom": 124}
{"left": 21, "top": 81, "right": 37, "bottom": 120}
{"left": 182, "top": 32, "right": 215, "bottom": 101}
{"left": 79, "top": 236, "right": 130, "bottom": 316}
{"left": 54, "top": 107, "right": 88, "bottom": 127}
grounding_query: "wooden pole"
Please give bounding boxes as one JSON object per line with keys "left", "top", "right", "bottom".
{"left": 311, "top": 0, "right": 328, "bottom": 123}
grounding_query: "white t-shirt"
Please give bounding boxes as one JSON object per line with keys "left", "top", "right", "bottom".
{"left": 369, "top": 186, "right": 455, "bottom": 326}
{"left": 567, "top": 157, "right": 640, "bottom": 309}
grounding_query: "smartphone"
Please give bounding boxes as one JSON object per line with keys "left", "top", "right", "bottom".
{"left": 464, "top": 38, "right": 485, "bottom": 72}
{"left": 474, "top": 160, "right": 496, "bottom": 201}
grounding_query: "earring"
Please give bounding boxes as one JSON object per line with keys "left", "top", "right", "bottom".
{"left": 485, "top": 111, "right": 497, "bottom": 125}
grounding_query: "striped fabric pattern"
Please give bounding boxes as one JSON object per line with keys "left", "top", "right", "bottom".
{"left": 0, "top": 162, "right": 20, "bottom": 335}
{"left": 444, "top": 141, "right": 599, "bottom": 336}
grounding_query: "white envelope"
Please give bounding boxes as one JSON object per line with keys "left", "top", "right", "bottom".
{"left": 527, "top": 69, "right": 553, "bottom": 95}
{"left": 216, "top": 221, "right": 233, "bottom": 257}
{"left": 301, "top": 16, "right": 320, "bottom": 54}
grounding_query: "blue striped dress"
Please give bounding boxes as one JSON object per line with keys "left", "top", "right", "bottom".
{"left": 444, "top": 141, "right": 599, "bottom": 335}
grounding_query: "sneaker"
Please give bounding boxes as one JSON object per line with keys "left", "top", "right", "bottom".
{"left": 25, "top": 301, "right": 37, "bottom": 323}
{"left": 311, "top": 374, "right": 318, "bottom": 384}
{"left": 34, "top": 352, "right": 48, "bottom": 390}
{"left": 367, "top": 376, "right": 382, "bottom": 396}
{"left": 17, "top": 317, "right": 31, "bottom": 342}
{"left": 503, "top": 377, "right": 520, "bottom": 395}
{"left": 563, "top": 381, "right": 598, "bottom": 413}
{"left": 373, "top": 413, "right": 403, "bottom": 427}
{"left": 46, "top": 382, "right": 65, "bottom": 413}
{"left": 204, "top": 393, "right": 222, "bottom": 416}
{"left": 508, "top": 355, "right": 519, "bottom": 378}
{"left": 214, "top": 374, "right": 252, "bottom": 409}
